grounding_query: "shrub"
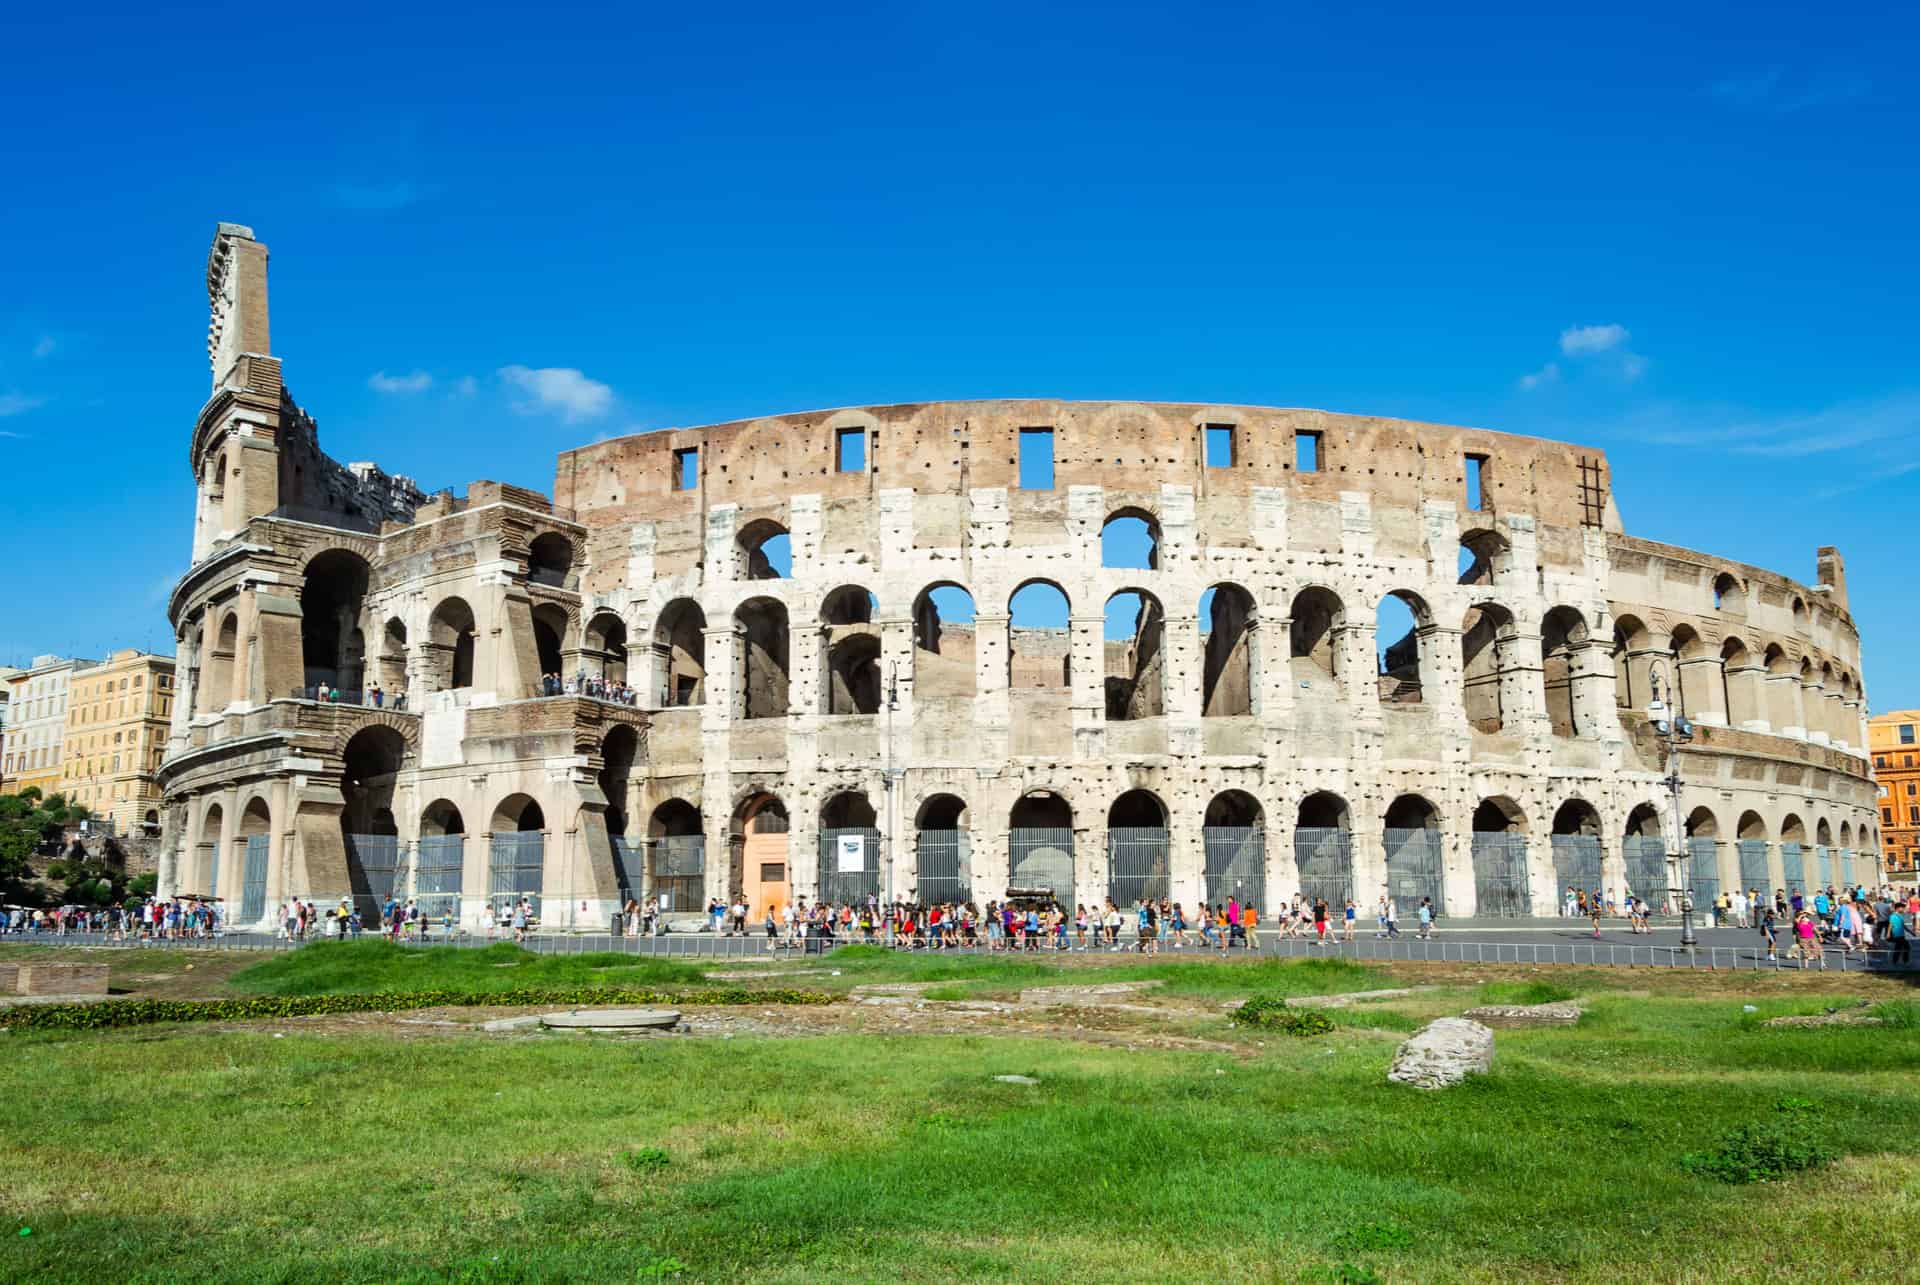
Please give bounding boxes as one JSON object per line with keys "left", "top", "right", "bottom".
{"left": 1229, "top": 996, "right": 1335, "bottom": 1036}
{"left": 0, "top": 986, "right": 838, "bottom": 1032}
{"left": 1334, "top": 1222, "right": 1413, "bottom": 1251}
{"left": 1478, "top": 980, "right": 1575, "bottom": 1006}
{"left": 1679, "top": 1102, "right": 1834, "bottom": 1184}
{"left": 623, "top": 1147, "right": 671, "bottom": 1173}
{"left": 1868, "top": 1000, "right": 1920, "bottom": 1029}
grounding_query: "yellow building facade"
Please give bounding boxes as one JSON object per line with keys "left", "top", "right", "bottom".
{"left": 1870, "top": 709, "right": 1920, "bottom": 876}
{"left": 59, "top": 650, "right": 177, "bottom": 835}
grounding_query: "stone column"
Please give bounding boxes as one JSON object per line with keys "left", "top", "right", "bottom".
{"left": 1569, "top": 638, "right": 1620, "bottom": 734}
{"left": 1726, "top": 658, "right": 1770, "bottom": 731}
{"left": 1801, "top": 675, "right": 1827, "bottom": 745}
{"left": 1677, "top": 653, "right": 1727, "bottom": 727}
{"left": 1068, "top": 612, "right": 1105, "bottom": 759}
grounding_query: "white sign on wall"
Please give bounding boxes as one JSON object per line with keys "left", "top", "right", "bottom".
{"left": 836, "top": 834, "right": 866, "bottom": 873}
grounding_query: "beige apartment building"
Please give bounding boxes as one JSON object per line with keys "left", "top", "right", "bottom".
{"left": 1, "top": 655, "right": 94, "bottom": 797}
{"left": 58, "top": 649, "right": 177, "bottom": 834}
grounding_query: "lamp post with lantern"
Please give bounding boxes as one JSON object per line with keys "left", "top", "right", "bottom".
{"left": 1646, "top": 663, "right": 1698, "bottom": 948}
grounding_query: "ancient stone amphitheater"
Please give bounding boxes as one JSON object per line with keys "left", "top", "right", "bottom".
{"left": 158, "top": 225, "right": 1881, "bottom": 929}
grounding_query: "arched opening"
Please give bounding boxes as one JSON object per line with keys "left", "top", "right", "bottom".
{"left": 1815, "top": 816, "right": 1835, "bottom": 888}
{"left": 599, "top": 725, "right": 638, "bottom": 838}
{"left": 195, "top": 801, "right": 224, "bottom": 898}
{"left": 819, "top": 790, "right": 880, "bottom": 905}
{"left": 1780, "top": 813, "right": 1808, "bottom": 894}
{"left": 738, "top": 519, "right": 791, "bottom": 580}
{"left": 377, "top": 617, "right": 408, "bottom": 699}
{"left": 734, "top": 597, "right": 789, "bottom": 719}
{"left": 1713, "top": 572, "right": 1745, "bottom": 614}
{"left": 1670, "top": 624, "right": 1716, "bottom": 722}
{"left": 417, "top": 799, "right": 466, "bottom": 920}
{"left": 731, "top": 793, "right": 790, "bottom": 919}
{"left": 527, "top": 532, "right": 573, "bottom": 588}
{"left": 1104, "top": 589, "right": 1165, "bottom": 720}
{"left": 653, "top": 598, "right": 706, "bottom": 707}
{"left": 915, "top": 793, "right": 970, "bottom": 905}
{"left": 1611, "top": 614, "right": 1652, "bottom": 711}
{"left": 1383, "top": 794, "right": 1444, "bottom": 912}
{"left": 1462, "top": 602, "right": 1517, "bottom": 731}
{"left": 1457, "top": 529, "right": 1509, "bottom": 587}
{"left": 584, "top": 612, "right": 628, "bottom": 684}
{"left": 204, "top": 611, "right": 238, "bottom": 711}
{"left": 1289, "top": 587, "right": 1344, "bottom": 693}
{"left": 1720, "top": 636, "right": 1761, "bottom": 728}
{"left": 1203, "top": 790, "right": 1265, "bottom": 910}
{"left": 1735, "top": 810, "right": 1771, "bottom": 895}
{"left": 1100, "top": 509, "right": 1159, "bottom": 570}
{"left": 1009, "top": 791, "right": 1074, "bottom": 908}
{"left": 1294, "top": 791, "right": 1352, "bottom": 907}
{"left": 1470, "top": 796, "right": 1530, "bottom": 917}
{"left": 530, "top": 603, "right": 569, "bottom": 682}
{"left": 301, "top": 551, "right": 371, "bottom": 696}
{"left": 1375, "top": 590, "right": 1429, "bottom": 705}
{"left": 1550, "top": 799, "right": 1603, "bottom": 900}
{"left": 1200, "top": 583, "right": 1256, "bottom": 717}
{"left": 1685, "top": 806, "right": 1722, "bottom": 910}
{"left": 820, "top": 587, "right": 881, "bottom": 716}
{"left": 647, "top": 799, "right": 705, "bottom": 913}
{"left": 1763, "top": 644, "right": 1796, "bottom": 732}
{"left": 1009, "top": 580, "right": 1071, "bottom": 690}
{"left": 1106, "top": 788, "right": 1170, "bottom": 906}
{"left": 912, "top": 583, "right": 976, "bottom": 699}
{"left": 488, "top": 793, "right": 547, "bottom": 917}
{"left": 1622, "top": 801, "right": 1668, "bottom": 910}
{"left": 429, "top": 596, "right": 477, "bottom": 691}
{"left": 237, "top": 796, "right": 272, "bottom": 923}
{"left": 1540, "top": 606, "right": 1588, "bottom": 737}
{"left": 341, "top": 725, "right": 407, "bottom": 919}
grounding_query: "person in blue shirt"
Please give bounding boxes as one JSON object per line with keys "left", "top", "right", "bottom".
{"left": 1889, "top": 907, "right": 1910, "bottom": 965}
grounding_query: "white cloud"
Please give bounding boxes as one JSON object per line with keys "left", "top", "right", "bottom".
{"left": 31, "top": 335, "right": 55, "bottom": 359}
{"left": 1560, "top": 324, "right": 1630, "bottom": 356}
{"left": 0, "top": 429, "right": 27, "bottom": 439}
{"left": 1518, "top": 362, "right": 1560, "bottom": 391}
{"left": 369, "top": 369, "right": 433, "bottom": 394}
{"left": 0, "top": 392, "right": 47, "bottom": 417}
{"left": 1622, "top": 353, "right": 1648, "bottom": 381}
{"left": 499, "top": 365, "right": 614, "bottom": 422}
{"left": 454, "top": 375, "right": 478, "bottom": 396}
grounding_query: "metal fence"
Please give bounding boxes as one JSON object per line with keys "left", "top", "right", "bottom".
{"left": 1814, "top": 845, "right": 1831, "bottom": 889}
{"left": 818, "top": 828, "right": 882, "bottom": 906}
{"left": 1550, "top": 834, "right": 1603, "bottom": 899}
{"left": 416, "top": 835, "right": 465, "bottom": 921}
{"left": 1293, "top": 828, "right": 1352, "bottom": 909}
{"left": 1841, "top": 848, "right": 1855, "bottom": 886}
{"left": 1107, "top": 826, "right": 1170, "bottom": 908}
{"left": 241, "top": 834, "right": 270, "bottom": 923}
{"left": 1470, "top": 833, "right": 1530, "bottom": 917}
{"left": 915, "top": 830, "right": 970, "bottom": 906}
{"left": 1688, "top": 838, "right": 1721, "bottom": 911}
{"left": 654, "top": 835, "right": 707, "bottom": 914}
{"left": 1203, "top": 827, "right": 1265, "bottom": 913}
{"left": 1384, "top": 827, "right": 1444, "bottom": 915}
{"left": 610, "top": 837, "right": 642, "bottom": 905}
{"left": 488, "top": 832, "right": 545, "bottom": 916}
{"left": 346, "top": 833, "right": 406, "bottom": 921}
{"left": 1782, "top": 842, "right": 1806, "bottom": 895}
{"left": 1737, "top": 840, "right": 1770, "bottom": 894}
{"left": 1009, "top": 828, "right": 1074, "bottom": 907}
{"left": 1623, "top": 835, "right": 1669, "bottom": 911}
{"left": 202, "top": 842, "right": 219, "bottom": 901}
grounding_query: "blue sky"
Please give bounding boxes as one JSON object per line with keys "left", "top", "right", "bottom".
{"left": 2, "top": 2, "right": 1916, "bottom": 704}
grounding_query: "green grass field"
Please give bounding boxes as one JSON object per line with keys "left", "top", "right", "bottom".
{"left": 4, "top": 943, "right": 1918, "bottom": 1281}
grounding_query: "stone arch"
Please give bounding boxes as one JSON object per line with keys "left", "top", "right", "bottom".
{"left": 1100, "top": 507, "right": 1160, "bottom": 570}
{"left": 1720, "top": 635, "right": 1762, "bottom": 728}
{"left": 1737, "top": 811, "right": 1768, "bottom": 842}
{"left": 530, "top": 602, "right": 570, "bottom": 680}
{"left": 1624, "top": 801, "right": 1661, "bottom": 837}
{"left": 1462, "top": 601, "right": 1517, "bottom": 731}
{"left": 730, "top": 791, "right": 790, "bottom": 915}
{"left": 326, "top": 711, "right": 420, "bottom": 762}
{"left": 913, "top": 792, "right": 970, "bottom": 904}
{"left": 1375, "top": 589, "right": 1431, "bottom": 704}
{"left": 912, "top": 582, "right": 976, "bottom": 699}
{"left": 1289, "top": 586, "right": 1344, "bottom": 691}
{"left": 1686, "top": 806, "right": 1720, "bottom": 839}
{"left": 653, "top": 598, "right": 707, "bottom": 706}
{"left": 1713, "top": 571, "right": 1746, "bottom": 614}
{"left": 1206, "top": 789, "right": 1264, "bottom": 827}
{"left": 820, "top": 585, "right": 881, "bottom": 716}
{"left": 429, "top": 596, "right": 478, "bottom": 690}
{"left": 1009, "top": 580, "right": 1071, "bottom": 690}
{"left": 1780, "top": 813, "right": 1806, "bottom": 844}
{"left": 584, "top": 611, "right": 628, "bottom": 684}
{"left": 599, "top": 724, "right": 640, "bottom": 837}
{"left": 1108, "top": 788, "right": 1168, "bottom": 828}
{"left": 1383, "top": 793, "right": 1444, "bottom": 911}
{"left": 1815, "top": 817, "right": 1833, "bottom": 846}
{"left": 820, "top": 790, "right": 878, "bottom": 830}
{"left": 1298, "top": 791, "right": 1351, "bottom": 830}
{"left": 194, "top": 798, "right": 226, "bottom": 895}
{"left": 492, "top": 794, "right": 546, "bottom": 833}
{"left": 1552, "top": 798, "right": 1602, "bottom": 836}
{"left": 301, "top": 549, "right": 372, "bottom": 695}
{"left": 738, "top": 518, "right": 791, "bottom": 580}
{"left": 1540, "top": 606, "right": 1588, "bottom": 737}
{"left": 1473, "top": 796, "right": 1527, "bottom": 832}
{"left": 1104, "top": 587, "right": 1165, "bottom": 720}
{"left": 1294, "top": 791, "right": 1353, "bottom": 908}
{"left": 340, "top": 725, "right": 407, "bottom": 836}
{"left": 646, "top": 798, "right": 705, "bottom": 910}
{"left": 527, "top": 532, "right": 573, "bottom": 588}
{"left": 1008, "top": 789, "right": 1075, "bottom": 907}
{"left": 734, "top": 596, "right": 789, "bottom": 719}
{"left": 204, "top": 609, "right": 240, "bottom": 711}
{"left": 1201, "top": 583, "right": 1257, "bottom": 717}
{"left": 1458, "top": 528, "right": 1510, "bottom": 587}
{"left": 377, "top": 616, "right": 409, "bottom": 697}
{"left": 420, "top": 799, "right": 465, "bottom": 836}
{"left": 820, "top": 584, "right": 878, "bottom": 626}
{"left": 1611, "top": 613, "right": 1653, "bottom": 710}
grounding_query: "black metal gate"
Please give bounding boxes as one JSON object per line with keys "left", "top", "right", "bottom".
{"left": 610, "top": 837, "right": 642, "bottom": 906}
{"left": 1383, "top": 828, "right": 1444, "bottom": 915}
{"left": 1550, "top": 835, "right": 1603, "bottom": 900}
{"left": 241, "top": 833, "right": 270, "bottom": 924}
{"left": 818, "top": 827, "right": 881, "bottom": 907}
{"left": 416, "top": 835, "right": 465, "bottom": 922}
{"left": 1781, "top": 842, "right": 1806, "bottom": 895}
{"left": 915, "top": 830, "right": 969, "bottom": 906}
{"left": 1107, "top": 827, "right": 1170, "bottom": 907}
{"left": 1292, "top": 828, "right": 1352, "bottom": 909}
{"left": 1622, "top": 835, "right": 1670, "bottom": 912}
{"left": 1203, "top": 827, "right": 1265, "bottom": 913}
{"left": 346, "top": 833, "right": 405, "bottom": 923}
{"left": 1470, "top": 833, "right": 1530, "bottom": 917}
{"left": 1687, "top": 837, "right": 1721, "bottom": 911}
{"left": 488, "top": 832, "right": 545, "bottom": 917}
{"left": 653, "top": 835, "right": 707, "bottom": 913}
{"left": 1736, "top": 840, "right": 1770, "bottom": 895}
{"left": 1008, "top": 828, "right": 1073, "bottom": 908}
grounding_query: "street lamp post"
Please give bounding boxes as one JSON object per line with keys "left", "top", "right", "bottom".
{"left": 1647, "top": 665, "right": 1697, "bottom": 948}
{"left": 882, "top": 658, "right": 900, "bottom": 913}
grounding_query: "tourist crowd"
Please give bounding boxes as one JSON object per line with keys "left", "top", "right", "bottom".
{"left": 539, "top": 672, "right": 640, "bottom": 704}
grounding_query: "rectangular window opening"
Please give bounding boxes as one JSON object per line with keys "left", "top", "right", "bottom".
{"left": 1466, "top": 453, "right": 1488, "bottom": 510}
{"left": 1295, "top": 431, "right": 1322, "bottom": 472}
{"left": 835, "top": 427, "right": 866, "bottom": 473}
{"left": 672, "top": 447, "right": 699, "bottom": 491}
{"left": 1018, "top": 427, "right": 1055, "bottom": 490}
{"left": 1205, "top": 424, "right": 1235, "bottom": 469}
{"left": 1901, "top": 723, "right": 1915, "bottom": 744}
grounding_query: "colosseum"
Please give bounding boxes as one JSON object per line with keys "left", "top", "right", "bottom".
{"left": 156, "top": 224, "right": 1882, "bottom": 929}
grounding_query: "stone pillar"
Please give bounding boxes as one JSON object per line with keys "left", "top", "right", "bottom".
{"left": 1677, "top": 653, "right": 1726, "bottom": 727}
{"left": 974, "top": 611, "right": 1010, "bottom": 763}
{"left": 1801, "top": 675, "right": 1827, "bottom": 745}
{"left": 1568, "top": 638, "right": 1618, "bottom": 735}
{"left": 1419, "top": 624, "right": 1465, "bottom": 722}
{"left": 1068, "top": 612, "right": 1105, "bottom": 758}
{"left": 1504, "top": 626, "right": 1547, "bottom": 729}
{"left": 705, "top": 625, "right": 740, "bottom": 723}
{"left": 1726, "top": 659, "right": 1769, "bottom": 731}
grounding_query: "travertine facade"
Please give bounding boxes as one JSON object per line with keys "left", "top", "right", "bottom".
{"left": 157, "top": 225, "right": 1882, "bottom": 929}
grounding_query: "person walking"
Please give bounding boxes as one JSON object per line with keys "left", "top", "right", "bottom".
{"left": 1888, "top": 903, "right": 1910, "bottom": 966}
{"left": 1343, "top": 898, "right": 1357, "bottom": 943}
{"left": 1588, "top": 889, "right": 1604, "bottom": 939}
{"left": 1758, "top": 905, "right": 1779, "bottom": 963}
{"left": 1382, "top": 893, "right": 1400, "bottom": 939}
{"left": 1417, "top": 896, "right": 1434, "bottom": 940}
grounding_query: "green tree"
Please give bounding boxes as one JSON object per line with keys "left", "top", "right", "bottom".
{"left": 0, "top": 790, "right": 92, "bottom": 889}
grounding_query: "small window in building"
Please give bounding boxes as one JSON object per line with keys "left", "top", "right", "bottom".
{"left": 1907, "top": 782, "right": 1916, "bottom": 797}
{"left": 760, "top": 862, "right": 786, "bottom": 882}
{"left": 1902, "top": 723, "right": 1916, "bottom": 744}
{"left": 1910, "top": 806, "right": 1919, "bottom": 825}
{"left": 836, "top": 427, "right": 866, "bottom": 473}
{"left": 1295, "top": 430, "right": 1322, "bottom": 472}
{"left": 1018, "top": 427, "right": 1055, "bottom": 489}
{"left": 1886, "top": 808, "right": 1896, "bottom": 824}
{"left": 1465, "top": 454, "right": 1488, "bottom": 510}
{"left": 672, "top": 447, "right": 699, "bottom": 491}
{"left": 1205, "top": 424, "right": 1235, "bottom": 469}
